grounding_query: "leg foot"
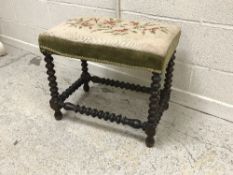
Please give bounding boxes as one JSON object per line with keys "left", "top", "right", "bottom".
{"left": 54, "top": 110, "right": 63, "bottom": 120}
{"left": 83, "top": 83, "right": 90, "bottom": 92}
{"left": 145, "top": 123, "right": 156, "bottom": 147}
{"left": 146, "top": 137, "right": 155, "bottom": 148}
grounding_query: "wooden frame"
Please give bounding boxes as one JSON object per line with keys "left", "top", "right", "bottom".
{"left": 43, "top": 52, "right": 176, "bottom": 148}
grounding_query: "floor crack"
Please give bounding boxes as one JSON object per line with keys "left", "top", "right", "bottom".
{"left": 172, "top": 137, "right": 196, "bottom": 168}
{"left": 162, "top": 122, "right": 233, "bottom": 155}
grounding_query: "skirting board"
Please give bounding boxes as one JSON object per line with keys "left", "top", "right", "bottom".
{"left": 1, "top": 34, "right": 233, "bottom": 123}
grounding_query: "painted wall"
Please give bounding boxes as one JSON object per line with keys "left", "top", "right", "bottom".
{"left": 0, "top": 0, "right": 233, "bottom": 121}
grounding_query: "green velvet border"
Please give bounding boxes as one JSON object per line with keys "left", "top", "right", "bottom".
{"left": 39, "top": 30, "right": 181, "bottom": 73}
{"left": 39, "top": 35, "right": 165, "bottom": 72}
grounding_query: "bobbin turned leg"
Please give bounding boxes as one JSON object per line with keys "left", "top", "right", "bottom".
{"left": 44, "top": 53, "right": 63, "bottom": 120}
{"left": 145, "top": 72, "right": 161, "bottom": 147}
{"left": 160, "top": 53, "right": 176, "bottom": 110}
{"left": 81, "top": 60, "right": 90, "bottom": 92}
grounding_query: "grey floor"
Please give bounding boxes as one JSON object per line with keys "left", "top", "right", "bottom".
{"left": 0, "top": 45, "right": 232, "bottom": 175}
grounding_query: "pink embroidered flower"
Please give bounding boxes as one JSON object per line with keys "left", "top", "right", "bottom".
{"left": 66, "top": 17, "right": 168, "bottom": 35}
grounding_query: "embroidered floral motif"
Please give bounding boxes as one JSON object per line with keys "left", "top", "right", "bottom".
{"left": 66, "top": 17, "right": 168, "bottom": 35}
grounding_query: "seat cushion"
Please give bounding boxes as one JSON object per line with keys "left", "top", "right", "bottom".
{"left": 39, "top": 17, "right": 181, "bottom": 73}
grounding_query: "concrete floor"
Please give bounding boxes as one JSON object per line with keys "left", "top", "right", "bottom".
{"left": 0, "top": 45, "right": 232, "bottom": 175}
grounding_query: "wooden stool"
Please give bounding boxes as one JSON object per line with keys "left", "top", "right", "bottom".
{"left": 38, "top": 17, "right": 181, "bottom": 147}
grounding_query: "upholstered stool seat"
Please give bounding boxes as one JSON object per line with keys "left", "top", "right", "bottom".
{"left": 39, "top": 17, "right": 181, "bottom": 148}
{"left": 39, "top": 17, "right": 181, "bottom": 73}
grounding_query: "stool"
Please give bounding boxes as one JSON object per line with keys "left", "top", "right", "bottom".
{"left": 38, "top": 17, "right": 181, "bottom": 147}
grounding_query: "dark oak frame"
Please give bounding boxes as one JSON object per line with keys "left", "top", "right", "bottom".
{"left": 43, "top": 52, "right": 176, "bottom": 148}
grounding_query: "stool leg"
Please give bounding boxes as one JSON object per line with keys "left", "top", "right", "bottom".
{"left": 145, "top": 72, "right": 161, "bottom": 147}
{"left": 160, "top": 53, "right": 176, "bottom": 110}
{"left": 44, "top": 54, "right": 63, "bottom": 120}
{"left": 81, "top": 60, "right": 90, "bottom": 92}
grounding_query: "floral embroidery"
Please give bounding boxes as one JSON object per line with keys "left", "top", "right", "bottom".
{"left": 66, "top": 17, "right": 168, "bottom": 35}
